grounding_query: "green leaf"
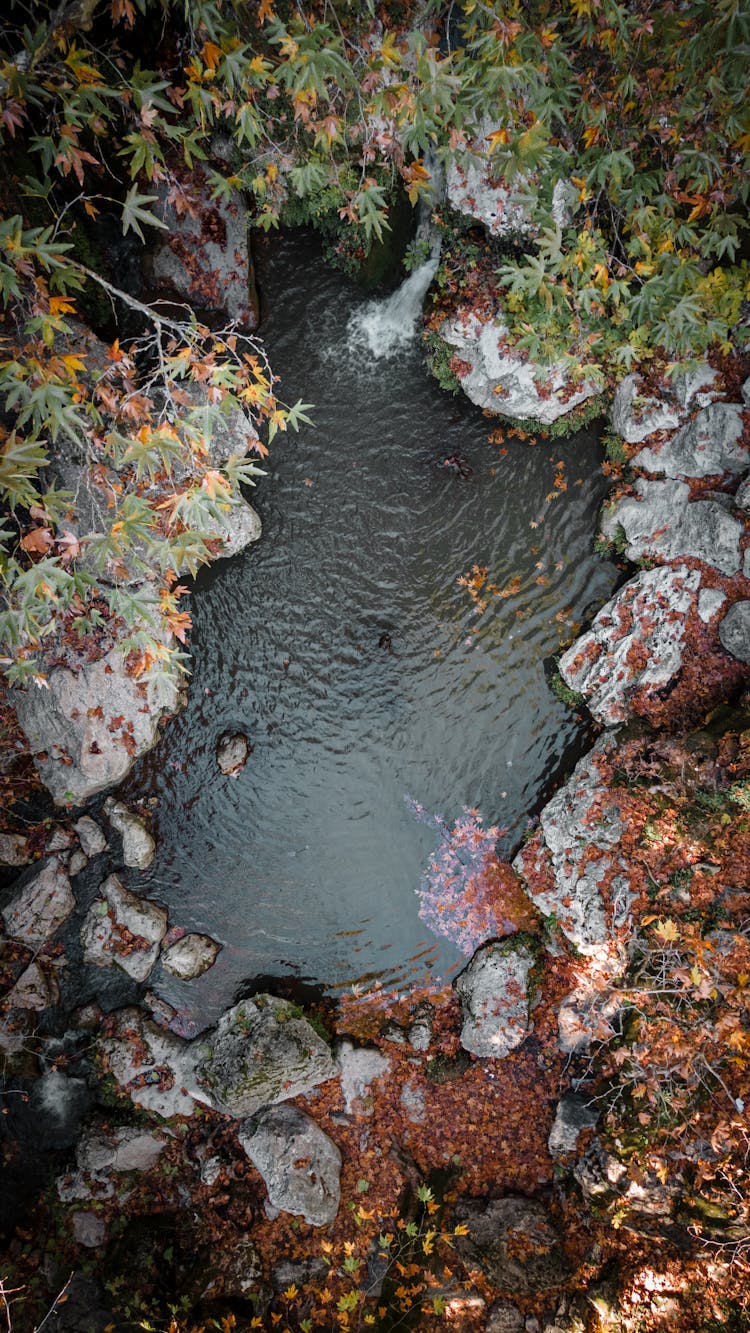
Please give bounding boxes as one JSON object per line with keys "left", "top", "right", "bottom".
{"left": 121, "top": 186, "right": 169, "bottom": 242}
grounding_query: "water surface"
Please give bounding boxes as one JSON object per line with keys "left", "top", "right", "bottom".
{"left": 125, "top": 230, "right": 618, "bottom": 1019}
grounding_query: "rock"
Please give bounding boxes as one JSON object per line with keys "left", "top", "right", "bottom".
{"left": 735, "top": 477, "right": 750, "bottom": 512}
{"left": 72, "top": 1211, "right": 108, "bottom": 1248}
{"left": 239, "top": 1104, "right": 341, "bottom": 1226}
{"left": 600, "top": 477, "right": 743, "bottom": 576}
{"left": 454, "top": 940, "right": 534, "bottom": 1058}
{"left": 1, "top": 858, "right": 75, "bottom": 946}
{"left": 12, "top": 647, "right": 179, "bottom": 806}
{"left": 557, "top": 985, "right": 622, "bottom": 1054}
{"left": 633, "top": 402, "right": 747, "bottom": 479}
{"left": 486, "top": 1301, "right": 525, "bottom": 1333}
{"left": 77, "top": 1124, "right": 166, "bottom": 1175}
{"left": 336, "top": 1041, "right": 390, "bottom": 1115}
{"left": 610, "top": 373, "right": 684, "bottom": 445}
{"left": 161, "top": 932, "right": 221, "bottom": 980}
{"left": 68, "top": 848, "right": 88, "bottom": 879}
{"left": 513, "top": 739, "right": 623, "bottom": 954}
{"left": 408, "top": 1003, "right": 433, "bottom": 1051}
{"left": 573, "top": 1138, "right": 678, "bottom": 1219}
{"left": 200, "top": 1236, "right": 262, "bottom": 1300}
{"left": 216, "top": 731, "right": 250, "bottom": 776}
{"left": 204, "top": 498, "right": 262, "bottom": 560}
{"left": 81, "top": 874, "right": 167, "bottom": 982}
{"left": 548, "top": 1094, "right": 599, "bottom": 1158}
{"left": 558, "top": 566, "right": 701, "bottom": 726}
{"left": 455, "top": 1195, "right": 570, "bottom": 1293}
{"left": 193, "top": 995, "right": 335, "bottom": 1117}
{"left": 400, "top": 1080, "right": 426, "bottom": 1123}
{"left": 104, "top": 799, "right": 155, "bottom": 870}
{"left": 446, "top": 121, "right": 536, "bottom": 239}
{"left": 74, "top": 816, "right": 107, "bottom": 857}
{"left": 697, "top": 587, "right": 727, "bottom": 623}
{"left": 672, "top": 363, "right": 719, "bottom": 409}
{"left": 6, "top": 960, "right": 59, "bottom": 1010}
{"left": 98, "top": 1007, "right": 197, "bottom": 1117}
{"left": 718, "top": 601, "right": 750, "bottom": 664}
{"left": 743, "top": 376, "right": 750, "bottom": 407}
{"left": 441, "top": 309, "right": 600, "bottom": 425}
{"left": 46, "top": 826, "right": 75, "bottom": 853}
{"left": 0, "top": 833, "right": 31, "bottom": 867}
{"left": 150, "top": 164, "right": 258, "bottom": 328}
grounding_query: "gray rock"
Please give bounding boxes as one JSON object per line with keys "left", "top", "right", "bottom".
{"left": 633, "top": 402, "right": 746, "bottom": 479}
{"left": 81, "top": 874, "right": 167, "bottom": 982}
{"left": 600, "top": 477, "right": 743, "bottom": 575}
{"left": 72, "top": 1211, "right": 108, "bottom": 1248}
{"left": 12, "top": 646, "right": 179, "bottom": 806}
{"left": 336, "top": 1040, "right": 390, "bottom": 1115}
{"left": 77, "top": 1124, "right": 166, "bottom": 1175}
{"left": 74, "top": 815, "right": 107, "bottom": 857}
{"left": 1, "top": 858, "right": 74, "bottom": 946}
{"left": 193, "top": 995, "right": 335, "bottom": 1117}
{"left": 697, "top": 587, "right": 727, "bottom": 624}
{"left": 548, "top": 1095, "right": 599, "bottom": 1158}
{"left": 202, "top": 499, "right": 262, "bottom": 561}
{"left": 400, "top": 1080, "right": 426, "bottom": 1123}
{"left": 454, "top": 940, "right": 533, "bottom": 1058}
{"left": 104, "top": 799, "right": 155, "bottom": 870}
{"left": 161, "top": 932, "right": 221, "bottom": 980}
{"left": 446, "top": 121, "right": 535, "bottom": 240}
{"left": 743, "top": 376, "right": 750, "bottom": 407}
{"left": 559, "top": 566, "right": 701, "bottom": 726}
{"left": 486, "top": 1302, "right": 525, "bottom": 1333}
{"left": 718, "top": 601, "right": 750, "bottom": 664}
{"left": 735, "top": 477, "right": 750, "bottom": 512}
{"left": 455, "top": 1196, "right": 569, "bottom": 1293}
{"left": 151, "top": 165, "right": 258, "bottom": 328}
{"left": 442, "top": 310, "right": 600, "bottom": 425}
{"left": 557, "top": 985, "right": 622, "bottom": 1054}
{"left": 239, "top": 1104, "right": 341, "bottom": 1226}
{"left": 216, "top": 731, "right": 250, "bottom": 776}
{"left": 611, "top": 373, "right": 684, "bottom": 444}
{"left": 513, "top": 738, "right": 621, "bottom": 954}
{"left": 0, "top": 833, "right": 31, "bottom": 867}
{"left": 98, "top": 1007, "right": 198, "bottom": 1117}
{"left": 672, "top": 363, "right": 719, "bottom": 409}
{"left": 68, "top": 848, "right": 88, "bottom": 877}
{"left": 6, "top": 960, "right": 59, "bottom": 1011}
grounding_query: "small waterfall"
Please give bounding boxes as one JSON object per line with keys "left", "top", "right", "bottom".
{"left": 347, "top": 159, "right": 443, "bottom": 360}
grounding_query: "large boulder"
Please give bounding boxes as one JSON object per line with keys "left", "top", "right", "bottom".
{"left": 192, "top": 995, "right": 336, "bottom": 1117}
{"left": 97, "top": 1007, "right": 198, "bottom": 1118}
{"left": 1, "top": 858, "right": 74, "bottom": 946}
{"left": 441, "top": 309, "right": 601, "bottom": 425}
{"left": 81, "top": 873, "right": 168, "bottom": 982}
{"left": 633, "top": 401, "right": 747, "bottom": 479}
{"left": 600, "top": 477, "right": 743, "bottom": 576}
{"left": 454, "top": 1195, "right": 570, "bottom": 1293}
{"left": 558, "top": 565, "right": 702, "bottom": 726}
{"left": 446, "top": 120, "right": 575, "bottom": 239}
{"left": 512, "top": 737, "right": 625, "bottom": 956}
{"left": 239, "top": 1104, "right": 341, "bottom": 1226}
{"left": 150, "top": 164, "right": 259, "bottom": 328}
{"left": 454, "top": 940, "right": 534, "bottom": 1058}
{"left": 11, "top": 647, "right": 180, "bottom": 806}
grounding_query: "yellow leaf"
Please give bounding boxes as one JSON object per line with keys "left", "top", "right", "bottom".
{"left": 49, "top": 295, "right": 77, "bottom": 316}
{"left": 653, "top": 918, "right": 679, "bottom": 943}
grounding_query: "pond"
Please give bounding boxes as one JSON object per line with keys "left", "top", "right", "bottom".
{"left": 124, "top": 230, "right": 618, "bottom": 1022}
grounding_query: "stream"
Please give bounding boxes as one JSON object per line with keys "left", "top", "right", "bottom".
{"left": 120, "top": 229, "right": 618, "bottom": 1022}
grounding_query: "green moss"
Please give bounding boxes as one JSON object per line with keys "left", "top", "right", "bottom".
{"left": 550, "top": 671, "right": 586, "bottom": 710}
{"left": 422, "top": 328, "right": 461, "bottom": 394}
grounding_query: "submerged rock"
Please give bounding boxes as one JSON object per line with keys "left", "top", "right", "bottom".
{"left": 633, "top": 401, "right": 747, "bottom": 479}
{"left": 12, "top": 647, "right": 180, "bottom": 806}
{"left": 216, "top": 731, "right": 250, "bottom": 776}
{"left": 454, "top": 939, "right": 534, "bottom": 1058}
{"left": 441, "top": 309, "right": 600, "bottom": 425}
{"left": 718, "top": 601, "right": 750, "bottom": 665}
{"left": 600, "top": 477, "right": 743, "bottom": 576}
{"left": 512, "top": 737, "right": 624, "bottom": 956}
{"left": 81, "top": 874, "right": 167, "bottom": 982}
{"left": 98, "top": 1007, "right": 198, "bottom": 1117}
{"left": 1, "top": 858, "right": 75, "bottom": 946}
{"left": 558, "top": 565, "right": 701, "bottom": 726}
{"left": 239, "top": 1104, "right": 341, "bottom": 1226}
{"left": 161, "top": 932, "right": 221, "bottom": 980}
{"left": 104, "top": 799, "right": 156, "bottom": 870}
{"left": 455, "top": 1195, "right": 570, "bottom": 1293}
{"left": 193, "top": 995, "right": 335, "bottom": 1117}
